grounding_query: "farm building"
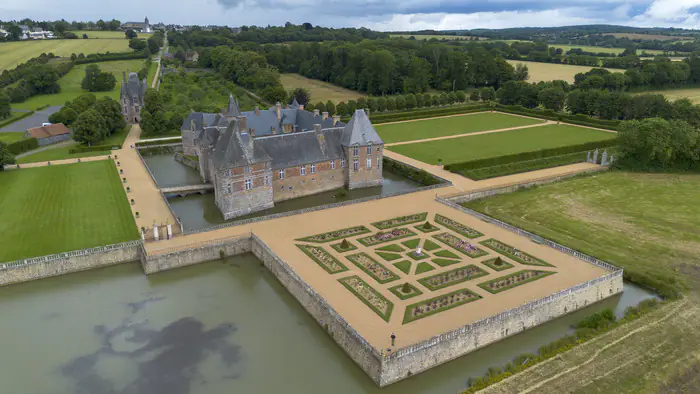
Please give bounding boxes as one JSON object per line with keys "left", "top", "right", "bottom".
{"left": 24, "top": 123, "right": 71, "bottom": 146}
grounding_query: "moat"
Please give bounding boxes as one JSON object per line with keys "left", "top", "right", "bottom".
{"left": 0, "top": 254, "right": 654, "bottom": 394}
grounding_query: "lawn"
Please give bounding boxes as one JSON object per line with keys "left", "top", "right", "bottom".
{"left": 280, "top": 73, "right": 365, "bottom": 104}
{"left": 375, "top": 112, "right": 544, "bottom": 144}
{"left": 68, "top": 30, "right": 152, "bottom": 39}
{"left": 0, "top": 39, "right": 131, "bottom": 72}
{"left": 17, "top": 144, "right": 112, "bottom": 164}
{"left": 11, "top": 59, "right": 151, "bottom": 111}
{"left": 0, "top": 161, "right": 138, "bottom": 261}
{"left": 506, "top": 60, "right": 617, "bottom": 83}
{"left": 0, "top": 132, "right": 24, "bottom": 142}
{"left": 389, "top": 124, "right": 616, "bottom": 165}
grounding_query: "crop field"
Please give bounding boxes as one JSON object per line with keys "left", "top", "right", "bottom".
{"left": 67, "top": 30, "right": 152, "bottom": 39}
{"left": 506, "top": 60, "right": 616, "bottom": 83}
{"left": 466, "top": 172, "right": 700, "bottom": 393}
{"left": 388, "top": 124, "right": 616, "bottom": 165}
{"left": 0, "top": 39, "right": 131, "bottom": 72}
{"left": 0, "top": 161, "right": 138, "bottom": 261}
{"left": 375, "top": 112, "right": 544, "bottom": 144}
{"left": 280, "top": 73, "right": 365, "bottom": 104}
{"left": 637, "top": 87, "right": 700, "bottom": 104}
{"left": 11, "top": 59, "right": 150, "bottom": 111}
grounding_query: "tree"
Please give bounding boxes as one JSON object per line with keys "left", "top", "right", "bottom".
{"left": 48, "top": 107, "right": 78, "bottom": 126}
{"left": 72, "top": 109, "right": 108, "bottom": 145}
{"left": 480, "top": 86, "right": 496, "bottom": 101}
{"left": 336, "top": 102, "right": 348, "bottom": 115}
{"left": 618, "top": 118, "right": 700, "bottom": 170}
{"left": 129, "top": 39, "right": 147, "bottom": 51}
{"left": 470, "top": 90, "right": 480, "bottom": 101}
{"left": 144, "top": 88, "right": 163, "bottom": 113}
{"left": 0, "top": 92, "right": 10, "bottom": 120}
{"left": 25, "top": 65, "right": 60, "bottom": 94}
{"left": 94, "top": 98, "right": 125, "bottom": 134}
{"left": 514, "top": 63, "right": 529, "bottom": 81}
{"left": 325, "top": 100, "right": 336, "bottom": 115}
{"left": 288, "top": 87, "right": 311, "bottom": 105}
{"left": 537, "top": 87, "right": 567, "bottom": 112}
{"left": 125, "top": 29, "right": 138, "bottom": 39}
{"left": 394, "top": 96, "right": 406, "bottom": 110}
{"left": 405, "top": 94, "right": 416, "bottom": 109}
{"left": 81, "top": 65, "right": 116, "bottom": 92}
{"left": 447, "top": 91, "right": 457, "bottom": 104}
{"left": 315, "top": 101, "right": 326, "bottom": 113}
{"left": 456, "top": 90, "right": 467, "bottom": 103}
{"left": 6, "top": 25, "right": 23, "bottom": 41}
{"left": 82, "top": 33, "right": 88, "bottom": 39}
{"left": 0, "top": 142, "right": 15, "bottom": 169}
{"left": 261, "top": 85, "right": 287, "bottom": 103}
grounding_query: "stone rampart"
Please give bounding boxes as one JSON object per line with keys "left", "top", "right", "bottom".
{"left": 251, "top": 235, "right": 384, "bottom": 384}
{"left": 0, "top": 241, "right": 141, "bottom": 286}
{"left": 141, "top": 234, "right": 251, "bottom": 274}
{"left": 174, "top": 152, "right": 199, "bottom": 171}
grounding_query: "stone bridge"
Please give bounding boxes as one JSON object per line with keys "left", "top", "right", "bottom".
{"left": 160, "top": 184, "right": 214, "bottom": 197}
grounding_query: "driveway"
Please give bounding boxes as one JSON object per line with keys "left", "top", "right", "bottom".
{"left": 0, "top": 105, "right": 63, "bottom": 133}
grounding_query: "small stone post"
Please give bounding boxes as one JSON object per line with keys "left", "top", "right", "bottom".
{"left": 390, "top": 333, "right": 396, "bottom": 347}
{"left": 586, "top": 151, "right": 592, "bottom": 163}
{"left": 167, "top": 224, "right": 173, "bottom": 240}
{"left": 153, "top": 224, "right": 159, "bottom": 241}
{"left": 601, "top": 150, "right": 609, "bottom": 166}
{"left": 593, "top": 148, "right": 599, "bottom": 164}
{"left": 141, "top": 228, "right": 145, "bottom": 241}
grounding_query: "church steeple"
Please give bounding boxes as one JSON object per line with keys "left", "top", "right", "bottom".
{"left": 145, "top": 16, "right": 149, "bottom": 25}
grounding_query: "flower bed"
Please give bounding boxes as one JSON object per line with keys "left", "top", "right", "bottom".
{"left": 389, "top": 282, "right": 423, "bottom": 300}
{"left": 418, "top": 265, "right": 488, "bottom": 291}
{"left": 371, "top": 212, "right": 428, "bottom": 229}
{"left": 296, "top": 225, "right": 371, "bottom": 243}
{"left": 338, "top": 276, "right": 394, "bottom": 322}
{"left": 331, "top": 239, "right": 358, "bottom": 253}
{"left": 346, "top": 253, "right": 400, "bottom": 284}
{"left": 478, "top": 270, "right": 556, "bottom": 294}
{"left": 433, "top": 233, "right": 489, "bottom": 258}
{"left": 357, "top": 228, "right": 417, "bottom": 247}
{"left": 434, "top": 214, "right": 483, "bottom": 239}
{"left": 479, "top": 239, "right": 553, "bottom": 267}
{"left": 296, "top": 244, "right": 348, "bottom": 274}
{"left": 480, "top": 257, "right": 514, "bottom": 272}
{"left": 404, "top": 288, "right": 482, "bottom": 324}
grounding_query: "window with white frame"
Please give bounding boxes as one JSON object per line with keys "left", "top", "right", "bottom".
{"left": 300, "top": 166, "right": 306, "bottom": 176}
{"left": 311, "top": 164, "right": 316, "bottom": 174}
{"left": 279, "top": 169, "right": 285, "bottom": 179}
{"left": 226, "top": 184, "right": 232, "bottom": 194}
{"left": 244, "top": 179, "right": 252, "bottom": 190}
{"left": 366, "top": 158, "right": 371, "bottom": 169}
{"left": 376, "top": 156, "right": 381, "bottom": 169}
{"left": 353, "top": 146, "right": 359, "bottom": 156}
{"left": 353, "top": 159, "right": 359, "bottom": 171}
{"left": 367, "top": 144, "right": 372, "bottom": 154}
{"left": 245, "top": 166, "right": 251, "bottom": 173}
{"left": 341, "top": 159, "right": 345, "bottom": 168}
{"left": 330, "top": 160, "right": 336, "bottom": 170}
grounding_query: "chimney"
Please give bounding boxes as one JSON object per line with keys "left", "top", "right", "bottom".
{"left": 255, "top": 107, "right": 260, "bottom": 116}
{"left": 322, "top": 111, "right": 329, "bottom": 121}
{"left": 332, "top": 115, "right": 340, "bottom": 126}
{"left": 239, "top": 116, "right": 247, "bottom": 130}
{"left": 313, "top": 124, "right": 322, "bottom": 133}
{"left": 313, "top": 109, "right": 320, "bottom": 117}
{"left": 276, "top": 102, "right": 282, "bottom": 121}
{"left": 250, "top": 128, "right": 255, "bottom": 137}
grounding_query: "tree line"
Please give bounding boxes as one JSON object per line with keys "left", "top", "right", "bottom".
{"left": 573, "top": 59, "right": 700, "bottom": 91}
{"left": 0, "top": 18, "right": 123, "bottom": 41}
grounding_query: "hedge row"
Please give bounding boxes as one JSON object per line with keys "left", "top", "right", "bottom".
{"left": 0, "top": 111, "right": 34, "bottom": 129}
{"left": 445, "top": 139, "right": 619, "bottom": 172}
{"left": 494, "top": 105, "right": 621, "bottom": 130}
{"left": 68, "top": 145, "right": 118, "bottom": 154}
{"left": 7, "top": 138, "right": 39, "bottom": 155}
{"left": 383, "top": 157, "right": 442, "bottom": 186}
{"left": 371, "top": 105, "right": 492, "bottom": 124}
{"left": 74, "top": 51, "right": 150, "bottom": 65}
{"left": 461, "top": 151, "right": 590, "bottom": 180}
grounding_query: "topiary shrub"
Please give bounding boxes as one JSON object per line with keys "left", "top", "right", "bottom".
{"left": 423, "top": 221, "right": 432, "bottom": 230}
{"left": 340, "top": 239, "right": 350, "bottom": 249}
{"left": 494, "top": 257, "right": 503, "bottom": 266}
{"left": 401, "top": 282, "right": 412, "bottom": 293}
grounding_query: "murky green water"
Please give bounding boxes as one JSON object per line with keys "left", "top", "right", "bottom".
{"left": 0, "top": 255, "right": 655, "bottom": 394}
{"left": 141, "top": 153, "right": 202, "bottom": 187}
{"left": 169, "top": 171, "right": 425, "bottom": 232}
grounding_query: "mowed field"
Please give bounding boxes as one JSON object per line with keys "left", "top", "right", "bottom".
{"left": 506, "top": 60, "right": 616, "bottom": 83}
{"left": 388, "top": 124, "right": 616, "bottom": 164}
{"left": 0, "top": 161, "right": 138, "bottom": 261}
{"left": 280, "top": 73, "right": 365, "bottom": 103}
{"left": 375, "top": 112, "right": 545, "bottom": 144}
{"left": 0, "top": 39, "right": 131, "bottom": 72}
{"left": 466, "top": 172, "right": 700, "bottom": 393}
{"left": 11, "top": 59, "right": 151, "bottom": 111}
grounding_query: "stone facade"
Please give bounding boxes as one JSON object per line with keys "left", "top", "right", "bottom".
{"left": 183, "top": 97, "right": 384, "bottom": 219}
{"left": 140, "top": 236, "right": 251, "bottom": 274}
{"left": 120, "top": 72, "right": 147, "bottom": 123}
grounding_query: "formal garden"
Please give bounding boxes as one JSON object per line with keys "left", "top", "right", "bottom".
{"left": 292, "top": 211, "right": 565, "bottom": 326}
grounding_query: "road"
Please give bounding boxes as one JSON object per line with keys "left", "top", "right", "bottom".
{"left": 0, "top": 106, "right": 63, "bottom": 133}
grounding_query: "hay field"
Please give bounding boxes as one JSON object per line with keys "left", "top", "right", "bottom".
{"left": 280, "top": 73, "right": 365, "bottom": 104}
{"left": 506, "top": 60, "right": 617, "bottom": 83}
{"left": 605, "top": 32, "right": 694, "bottom": 41}
{"left": 0, "top": 39, "right": 131, "bottom": 72}
{"left": 636, "top": 87, "right": 700, "bottom": 104}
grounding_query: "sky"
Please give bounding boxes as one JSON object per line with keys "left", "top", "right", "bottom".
{"left": 3, "top": 0, "right": 700, "bottom": 31}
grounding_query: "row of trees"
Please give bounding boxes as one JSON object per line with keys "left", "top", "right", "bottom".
{"left": 0, "top": 18, "right": 124, "bottom": 41}
{"left": 208, "top": 46, "right": 286, "bottom": 103}
{"left": 48, "top": 93, "right": 125, "bottom": 145}
{"left": 140, "top": 88, "right": 185, "bottom": 136}
{"left": 573, "top": 59, "right": 700, "bottom": 91}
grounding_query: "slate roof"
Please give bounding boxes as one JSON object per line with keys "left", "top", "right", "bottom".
{"left": 255, "top": 128, "right": 345, "bottom": 170}
{"left": 341, "top": 109, "right": 383, "bottom": 146}
{"left": 225, "top": 94, "right": 242, "bottom": 117}
{"left": 210, "top": 120, "right": 271, "bottom": 171}
{"left": 120, "top": 72, "right": 147, "bottom": 105}
{"left": 182, "top": 112, "right": 227, "bottom": 132}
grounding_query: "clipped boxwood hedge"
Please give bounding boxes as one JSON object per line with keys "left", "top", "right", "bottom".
{"left": 445, "top": 139, "right": 619, "bottom": 172}
{"left": 7, "top": 137, "right": 38, "bottom": 155}
{"left": 494, "top": 104, "right": 620, "bottom": 130}
{"left": 68, "top": 145, "right": 118, "bottom": 154}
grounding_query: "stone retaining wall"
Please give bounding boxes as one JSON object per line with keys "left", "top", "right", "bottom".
{"left": 0, "top": 241, "right": 141, "bottom": 286}
{"left": 174, "top": 152, "right": 199, "bottom": 171}
{"left": 251, "top": 235, "right": 384, "bottom": 385}
{"left": 140, "top": 235, "right": 251, "bottom": 274}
